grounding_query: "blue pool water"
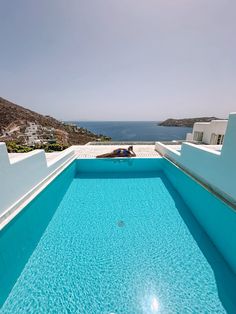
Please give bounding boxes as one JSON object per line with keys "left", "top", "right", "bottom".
{"left": 0, "top": 159, "right": 236, "bottom": 313}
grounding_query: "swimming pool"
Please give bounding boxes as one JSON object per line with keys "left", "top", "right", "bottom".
{"left": 0, "top": 158, "right": 236, "bottom": 313}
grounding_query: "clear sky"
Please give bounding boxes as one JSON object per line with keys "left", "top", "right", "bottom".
{"left": 0, "top": 0, "right": 235, "bottom": 120}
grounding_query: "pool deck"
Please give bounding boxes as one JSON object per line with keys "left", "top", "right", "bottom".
{"left": 74, "top": 145, "right": 161, "bottom": 159}
{"left": 8, "top": 144, "right": 223, "bottom": 163}
{"left": 7, "top": 145, "right": 161, "bottom": 163}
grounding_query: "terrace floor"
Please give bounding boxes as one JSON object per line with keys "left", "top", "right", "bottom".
{"left": 8, "top": 144, "right": 222, "bottom": 164}
{"left": 7, "top": 145, "right": 161, "bottom": 165}
{"left": 74, "top": 144, "right": 161, "bottom": 158}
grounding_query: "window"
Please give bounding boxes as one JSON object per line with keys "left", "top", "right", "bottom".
{"left": 193, "top": 131, "right": 203, "bottom": 142}
{"left": 217, "top": 134, "right": 224, "bottom": 145}
{"left": 210, "top": 133, "right": 224, "bottom": 145}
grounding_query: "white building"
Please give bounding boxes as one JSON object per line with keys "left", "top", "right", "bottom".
{"left": 186, "top": 119, "right": 228, "bottom": 145}
{"left": 24, "top": 123, "right": 56, "bottom": 145}
{"left": 24, "top": 122, "right": 41, "bottom": 145}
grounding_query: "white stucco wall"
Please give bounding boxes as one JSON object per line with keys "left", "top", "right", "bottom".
{"left": 202, "top": 120, "right": 227, "bottom": 144}
{"left": 0, "top": 143, "right": 75, "bottom": 215}
{"left": 156, "top": 112, "right": 236, "bottom": 202}
{"left": 192, "top": 122, "right": 209, "bottom": 132}
{"left": 186, "top": 133, "right": 193, "bottom": 141}
{"left": 186, "top": 120, "right": 228, "bottom": 144}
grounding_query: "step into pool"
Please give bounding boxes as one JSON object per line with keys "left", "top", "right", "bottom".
{"left": 0, "top": 158, "right": 236, "bottom": 313}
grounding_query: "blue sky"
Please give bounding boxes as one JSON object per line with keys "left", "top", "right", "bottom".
{"left": 0, "top": 0, "right": 235, "bottom": 120}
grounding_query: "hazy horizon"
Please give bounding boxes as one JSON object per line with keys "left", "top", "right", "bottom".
{"left": 65, "top": 117, "right": 227, "bottom": 122}
{"left": 2, "top": 94, "right": 229, "bottom": 121}
{"left": 1, "top": 1, "right": 235, "bottom": 120}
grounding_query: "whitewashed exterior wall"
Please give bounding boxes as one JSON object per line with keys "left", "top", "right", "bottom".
{"left": 186, "top": 120, "right": 228, "bottom": 144}
{"left": 156, "top": 113, "right": 236, "bottom": 202}
{"left": 0, "top": 144, "right": 75, "bottom": 215}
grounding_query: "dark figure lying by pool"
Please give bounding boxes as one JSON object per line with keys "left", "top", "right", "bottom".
{"left": 96, "top": 146, "right": 136, "bottom": 158}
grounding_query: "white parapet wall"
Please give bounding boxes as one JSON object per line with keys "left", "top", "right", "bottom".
{"left": 156, "top": 112, "right": 236, "bottom": 202}
{"left": 0, "top": 143, "right": 76, "bottom": 216}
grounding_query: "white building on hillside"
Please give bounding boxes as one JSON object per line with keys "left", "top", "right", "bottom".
{"left": 24, "top": 122, "right": 56, "bottom": 145}
{"left": 186, "top": 119, "right": 228, "bottom": 145}
{"left": 24, "top": 122, "right": 40, "bottom": 145}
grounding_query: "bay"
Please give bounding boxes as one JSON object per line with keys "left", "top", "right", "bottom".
{"left": 71, "top": 121, "right": 192, "bottom": 142}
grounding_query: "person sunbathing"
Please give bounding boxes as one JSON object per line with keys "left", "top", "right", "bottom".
{"left": 96, "top": 146, "right": 136, "bottom": 158}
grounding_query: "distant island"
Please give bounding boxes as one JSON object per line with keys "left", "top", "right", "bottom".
{"left": 158, "top": 117, "right": 219, "bottom": 128}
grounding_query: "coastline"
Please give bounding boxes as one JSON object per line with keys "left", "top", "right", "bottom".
{"left": 69, "top": 121, "right": 192, "bottom": 142}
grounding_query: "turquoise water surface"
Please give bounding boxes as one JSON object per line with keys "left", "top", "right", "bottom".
{"left": 0, "top": 159, "right": 236, "bottom": 313}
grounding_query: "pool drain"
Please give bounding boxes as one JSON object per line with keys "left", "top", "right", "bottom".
{"left": 117, "top": 220, "right": 125, "bottom": 228}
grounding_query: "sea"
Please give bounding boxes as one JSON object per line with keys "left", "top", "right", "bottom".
{"left": 71, "top": 121, "right": 192, "bottom": 142}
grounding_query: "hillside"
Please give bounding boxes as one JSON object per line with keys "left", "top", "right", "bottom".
{"left": 158, "top": 117, "right": 219, "bottom": 127}
{"left": 0, "top": 97, "right": 109, "bottom": 146}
